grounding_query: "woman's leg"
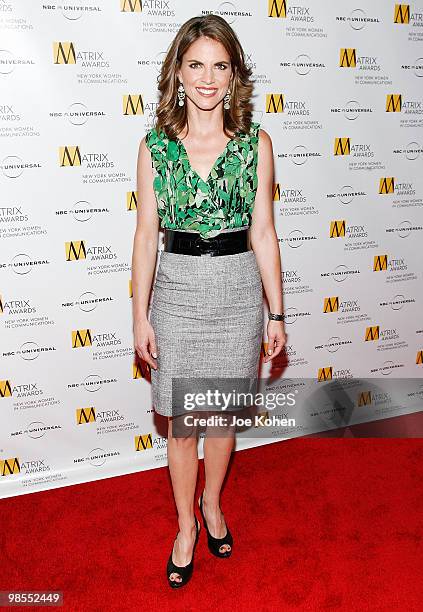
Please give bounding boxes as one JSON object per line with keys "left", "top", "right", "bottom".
{"left": 167, "top": 415, "right": 200, "bottom": 583}
{"left": 202, "top": 418, "right": 236, "bottom": 553}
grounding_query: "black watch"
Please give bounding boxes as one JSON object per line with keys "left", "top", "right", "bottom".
{"left": 268, "top": 312, "right": 285, "bottom": 321}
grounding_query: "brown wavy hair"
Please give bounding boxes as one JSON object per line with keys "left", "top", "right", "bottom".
{"left": 154, "top": 14, "right": 254, "bottom": 142}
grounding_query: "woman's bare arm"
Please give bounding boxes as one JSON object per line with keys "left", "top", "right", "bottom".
{"left": 250, "top": 128, "right": 283, "bottom": 315}
{"left": 249, "top": 128, "right": 286, "bottom": 361}
{"left": 131, "top": 136, "right": 160, "bottom": 368}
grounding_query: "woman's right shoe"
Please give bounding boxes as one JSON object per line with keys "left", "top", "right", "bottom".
{"left": 166, "top": 516, "right": 200, "bottom": 588}
{"left": 198, "top": 490, "right": 233, "bottom": 558}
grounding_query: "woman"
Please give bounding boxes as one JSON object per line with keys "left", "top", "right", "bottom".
{"left": 131, "top": 14, "right": 286, "bottom": 588}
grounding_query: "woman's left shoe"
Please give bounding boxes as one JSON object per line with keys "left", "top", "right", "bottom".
{"left": 198, "top": 490, "right": 233, "bottom": 558}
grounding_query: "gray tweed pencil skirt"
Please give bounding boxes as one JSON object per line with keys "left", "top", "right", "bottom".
{"left": 149, "top": 244, "right": 264, "bottom": 417}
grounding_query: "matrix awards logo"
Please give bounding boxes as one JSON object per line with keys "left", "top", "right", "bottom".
{"left": 135, "top": 433, "right": 153, "bottom": 451}
{"left": 65, "top": 240, "right": 86, "bottom": 260}
{"left": 339, "top": 47, "right": 382, "bottom": 71}
{"left": 64, "top": 239, "right": 129, "bottom": 276}
{"left": 1, "top": 457, "right": 20, "bottom": 476}
{"left": 386, "top": 93, "right": 423, "bottom": 126}
{"left": 358, "top": 391, "right": 372, "bottom": 407}
{"left": 266, "top": 94, "right": 284, "bottom": 112}
{"left": 59, "top": 146, "right": 81, "bottom": 166}
{"left": 59, "top": 146, "right": 115, "bottom": 169}
{"left": 127, "top": 191, "right": 138, "bottom": 211}
{"left": 386, "top": 94, "right": 402, "bottom": 112}
{"left": 338, "top": 47, "right": 389, "bottom": 85}
{"left": 373, "top": 254, "right": 406, "bottom": 272}
{"left": 0, "top": 380, "right": 13, "bottom": 398}
{"left": 268, "top": 0, "right": 287, "bottom": 18}
{"left": 379, "top": 177, "right": 395, "bottom": 194}
{"left": 334, "top": 138, "right": 350, "bottom": 155}
{"left": 317, "top": 366, "right": 353, "bottom": 381}
{"left": 373, "top": 254, "right": 418, "bottom": 283}
{"left": 76, "top": 407, "right": 125, "bottom": 428}
{"left": 364, "top": 325, "right": 403, "bottom": 349}
{"left": 339, "top": 48, "right": 356, "bottom": 68}
{"left": 364, "top": 325, "right": 380, "bottom": 342}
{"left": 53, "top": 42, "right": 76, "bottom": 64}
{"left": 53, "top": 42, "right": 110, "bottom": 67}
{"left": 329, "top": 220, "right": 376, "bottom": 252}
{"left": 323, "top": 296, "right": 369, "bottom": 325}
{"left": 72, "top": 329, "right": 92, "bottom": 348}
{"left": 76, "top": 407, "right": 96, "bottom": 424}
{"left": 394, "top": 4, "right": 410, "bottom": 23}
{"left": 71, "top": 328, "right": 125, "bottom": 353}
{"left": 386, "top": 93, "right": 423, "bottom": 114}
{"left": 121, "top": 0, "right": 143, "bottom": 11}
{"left": 373, "top": 254, "right": 388, "bottom": 272}
{"left": 266, "top": 94, "right": 310, "bottom": 116}
{"left": 334, "top": 137, "right": 382, "bottom": 171}
{"left": 323, "top": 297, "right": 339, "bottom": 312}
{"left": 330, "top": 220, "right": 346, "bottom": 237}
{"left": 123, "top": 95, "right": 144, "bottom": 115}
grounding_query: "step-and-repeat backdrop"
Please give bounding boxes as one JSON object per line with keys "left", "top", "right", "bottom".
{"left": 1, "top": 1, "right": 422, "bottom": 498}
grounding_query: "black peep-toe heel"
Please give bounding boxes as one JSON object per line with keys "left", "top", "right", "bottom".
{"left": 166, "top": 516, "right": 200, "bottom": 588}
{"left": 198, "top": 490, "right": 233, "bottom": 558}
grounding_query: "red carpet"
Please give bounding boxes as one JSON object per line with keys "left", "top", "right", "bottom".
{"left": 1, "top": 437, "right": 422, "bottom": 611}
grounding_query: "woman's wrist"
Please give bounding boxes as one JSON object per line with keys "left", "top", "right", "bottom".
{"left": 267, "top": 311, "right": 284, "bottom": 321}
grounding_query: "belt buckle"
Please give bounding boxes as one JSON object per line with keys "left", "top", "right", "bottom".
{"left": 194, "top": 235, "right": 216, "bottom": 256}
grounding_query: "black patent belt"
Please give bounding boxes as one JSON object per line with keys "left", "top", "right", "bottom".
{"left": 163, "top": 228, "right": 250, "bottom": 256}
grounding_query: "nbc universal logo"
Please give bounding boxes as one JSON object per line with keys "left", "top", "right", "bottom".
{"left": 333, "top": 137, "right": 385, "bottom": 172}
{"left": 329, "top": 219, "right": 378, "bottom": 252}
{"left": 64, "top": 238, "right": 130, "bottom": 276}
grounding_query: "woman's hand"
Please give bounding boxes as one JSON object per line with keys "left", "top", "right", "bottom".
{"left": 263, "top": 320, "right": 287, "bottom": 363}
{"left": 134, "top": 317, "right": 158, "bottom": 370}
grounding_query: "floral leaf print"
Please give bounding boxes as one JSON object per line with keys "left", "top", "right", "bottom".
{"left": 145, "top": 121, "right": 260, "bottom": 239}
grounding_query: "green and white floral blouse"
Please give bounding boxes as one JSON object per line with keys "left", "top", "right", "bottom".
{"left": 145, "top": 121, "right": 260, "bottom": 239}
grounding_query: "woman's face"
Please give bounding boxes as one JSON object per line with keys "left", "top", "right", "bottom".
{"left": 177, "top": 36, "right": 232, "bottom": 110}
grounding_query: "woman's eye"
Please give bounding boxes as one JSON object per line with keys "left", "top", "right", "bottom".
{"left": 188, "top": 63, "right": 227, "bottom": 69}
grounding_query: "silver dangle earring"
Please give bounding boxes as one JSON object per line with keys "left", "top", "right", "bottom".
{"left": 177, "top": 82, "right": 185, "bottom": 106}
{"left": 223, "top": 87, "right": 231, "bottom": 110}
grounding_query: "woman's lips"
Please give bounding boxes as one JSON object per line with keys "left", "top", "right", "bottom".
{"left": 195, "top": 87, "right": 218, "bottom": 97}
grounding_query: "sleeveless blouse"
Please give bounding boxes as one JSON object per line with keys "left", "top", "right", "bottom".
{"left": 145, "top": 121, "right": 260, "bottom": 239}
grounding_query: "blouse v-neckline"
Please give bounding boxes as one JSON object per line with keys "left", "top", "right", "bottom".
{"left": 176, "top": 129, "right": 240, "bottom": 184}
